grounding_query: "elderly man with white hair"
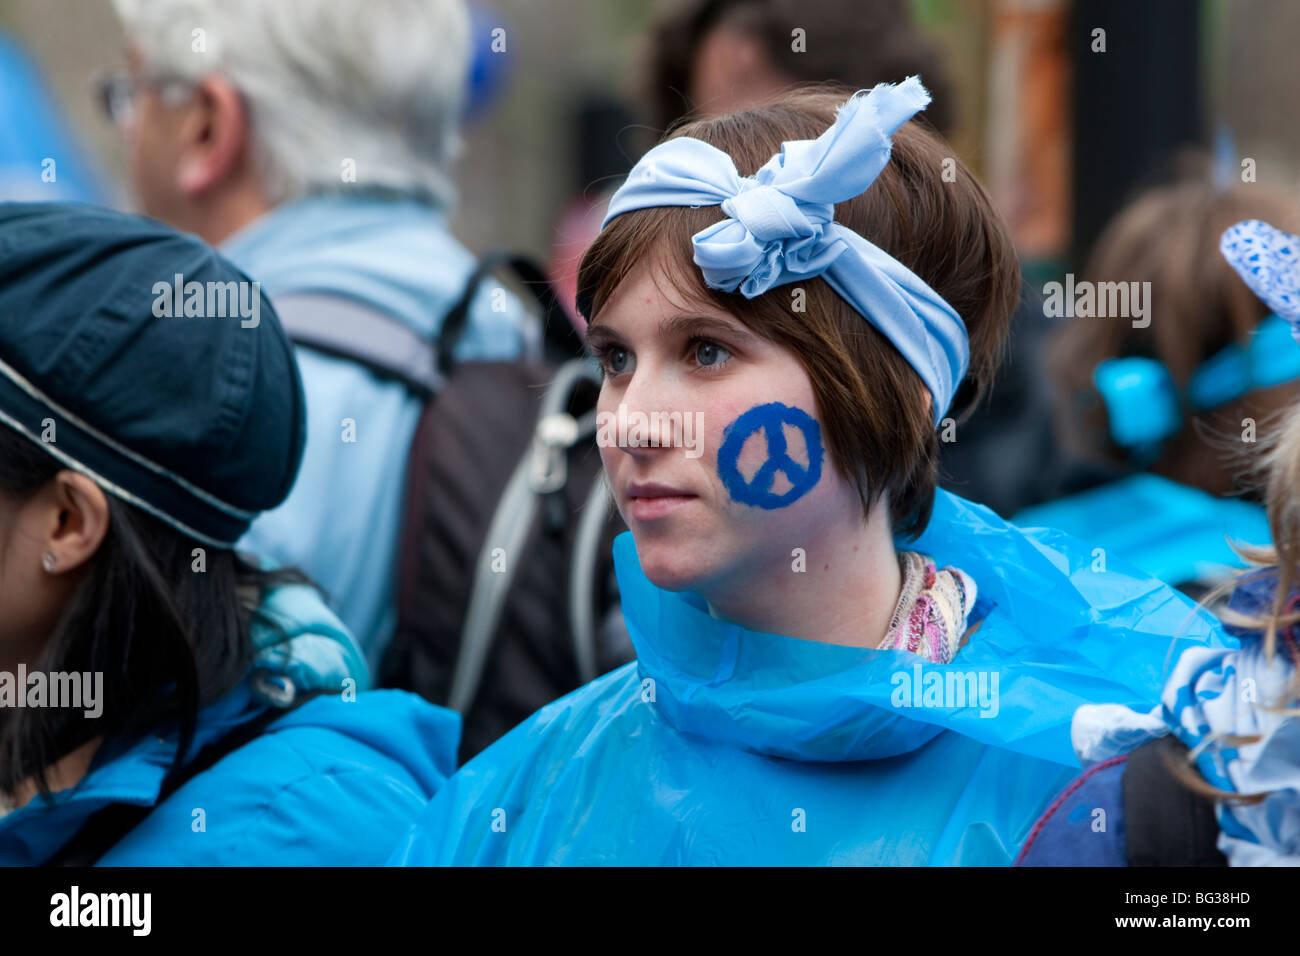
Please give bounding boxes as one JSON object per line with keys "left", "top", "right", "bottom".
{"left": 105, "top": 0, "right": 536, "bottom": 666}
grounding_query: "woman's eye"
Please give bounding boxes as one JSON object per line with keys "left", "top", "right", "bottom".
{"left": 607, "top": 347, "right": 631, "bottom": 374}
{"left": 694, "top": 340, "right": 731, "bottom": 368}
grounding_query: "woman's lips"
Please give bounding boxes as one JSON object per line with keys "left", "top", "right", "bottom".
{"left": 628, "top": 494, "right": 696, "bottom": 521}
{"left": 626, "top": 483, "right": 698, "bottom": 521}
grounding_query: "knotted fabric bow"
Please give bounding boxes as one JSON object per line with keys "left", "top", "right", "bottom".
{"left": 603, "top": 75, "right": 968, "bottom": 424}
{"left": 1222, "top": 219, "right": 1300, "bottom": 342}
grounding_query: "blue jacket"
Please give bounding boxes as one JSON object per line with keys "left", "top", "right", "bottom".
{"left": 224, "top": 194, "right": 538, "bottom": 668}
{"left": 0, "top": 583, "right": 459, "bottom": 866}
{"left": 390, "top": 490, "right": 1230, "bottom": 866}
{"left": 1012, "top": 473, "right": 1270, "bottom": 589}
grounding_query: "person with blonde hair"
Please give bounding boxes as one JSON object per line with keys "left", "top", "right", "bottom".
{"left": 1020, "top": 219, "right": 1300, "bottom": 866}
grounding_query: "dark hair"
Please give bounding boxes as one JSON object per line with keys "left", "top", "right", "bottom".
{"left": 0, "top": 427, "right": 307, "bottom": 797}
{"left": 578, "top": 86, "right": 1020, "bottom": 538}
{"left": 643, "top": 0, "right": 956, "bottom": 135}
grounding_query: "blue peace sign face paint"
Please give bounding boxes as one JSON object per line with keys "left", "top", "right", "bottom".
{"left": 717, "top": 403, "right": 824, "bottom": 509}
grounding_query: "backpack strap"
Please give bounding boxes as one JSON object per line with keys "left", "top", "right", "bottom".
{"left": 1122, "top": 734, "right": 1228, "bottom": 866}
{"left": 570, "top": 474, "right": 613, "bottom": 684}
{"left": 48, "top": 689, "right": 330, "bottom": 866}
{"left": 272, "top": 293, "right": 445, "bottom": 399}
{"left": 445, "top": 358, "right": 603, "bottom": 714}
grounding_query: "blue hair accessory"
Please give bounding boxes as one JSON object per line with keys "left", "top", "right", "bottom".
{"left": 1096, "top": 314, "right": 1300, "bottom": 452}
{"left": 1221, "top": 219, "right": 1300, "bottom": 331}
{"left": 602, "top": 76, "right": 968, "bottom": 426}
{"left": 1094, "top": 219, "right": 1300, "bottom": 455}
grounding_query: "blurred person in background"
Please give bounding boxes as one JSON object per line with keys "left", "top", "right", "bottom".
{"left": 1017, "top": 174, "right": 1300, "bottom": 595}
{"left": 104, "top": 0, "right": 538, "bottom": 669}
{"left": 0, "top": 204, "right": 455, "bottom": 865}
{"left": 642, "top": 0, "right": 955, "bottom": 136}
{"left": 1019, "top": 217, "right": 1300, "bottom": 867}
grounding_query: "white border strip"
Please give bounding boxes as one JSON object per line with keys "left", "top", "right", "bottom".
{"left": 0, "top": 355, "right": 257, "bottom": 520}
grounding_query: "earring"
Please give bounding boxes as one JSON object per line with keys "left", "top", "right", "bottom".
{"left": 41, "top": 552, "right": 56, "bottom": 572}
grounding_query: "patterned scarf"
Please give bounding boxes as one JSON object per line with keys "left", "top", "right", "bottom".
{"left": 878, "top": 551, "right": 977, "bottom": 664}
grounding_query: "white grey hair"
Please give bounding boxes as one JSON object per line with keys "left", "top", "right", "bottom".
{"left": 113, "top": 0, "right": 471, "bottom": 207}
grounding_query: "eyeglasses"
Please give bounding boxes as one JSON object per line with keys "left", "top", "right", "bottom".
{"left": 93, "top": 70, "right": 196, "bottom": 127}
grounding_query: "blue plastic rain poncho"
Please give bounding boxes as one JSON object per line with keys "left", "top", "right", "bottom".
{"left": 390, "top": 490, "right": 1232, "bottom": 865}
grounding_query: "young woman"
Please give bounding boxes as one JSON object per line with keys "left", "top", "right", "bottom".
{"left": 0, "top": 202, "right": 457, "bottom": 865}
{"left": 391, "top": 78, "right": 1228, "bottom": 866}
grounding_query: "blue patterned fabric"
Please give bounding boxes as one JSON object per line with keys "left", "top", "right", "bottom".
{"left": 1073, "top": 570, "right": 1300, "bottom": 865}
{"left": 1221, "top": 219, "right": 1300, "bottom": 333}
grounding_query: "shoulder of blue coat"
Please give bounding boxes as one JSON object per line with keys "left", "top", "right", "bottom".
{"left": 1011, "top": 473, "right": 1270, "bottom": 586}
{"left": 102, "top": 689, "right": 457, "bottom": 865}
{"left": 451, "top": 661, "right": 645, "bottom": 776}
{"left": 270, "top": 689, "right": 459, "bottom": 790}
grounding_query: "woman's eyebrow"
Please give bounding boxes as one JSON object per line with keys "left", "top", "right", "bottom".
{"left": 660, "top": 313, "right": 756, "bottom": 343}
{"left": 584, "top": 322, "right": 624, "bottom": 348}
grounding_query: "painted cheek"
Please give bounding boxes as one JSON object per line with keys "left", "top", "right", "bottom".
{"left": 716, "top": 402, "right": 823, "bottom": 509}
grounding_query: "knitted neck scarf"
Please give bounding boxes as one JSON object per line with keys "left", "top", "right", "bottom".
{"left": 877, "top": 551, "right": 977, "bottom": 664}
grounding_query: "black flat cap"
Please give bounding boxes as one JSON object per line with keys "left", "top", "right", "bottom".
{"left": 0, "top": 202, "right": 306, "bottom": 546}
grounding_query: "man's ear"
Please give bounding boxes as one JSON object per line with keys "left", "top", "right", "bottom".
{"left": 45, "top": 472, "right": 111, "bottom": 575}
{"left": 176, "top": 74, "right": 250, "bottom": 198}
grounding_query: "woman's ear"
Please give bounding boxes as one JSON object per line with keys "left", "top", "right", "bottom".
{"left": 44, "top": 472, "right": 110, "bottom": 575}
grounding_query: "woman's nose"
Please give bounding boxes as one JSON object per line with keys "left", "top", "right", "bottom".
{"left": 607, "top": 374, "right": 687, "bottom": 458}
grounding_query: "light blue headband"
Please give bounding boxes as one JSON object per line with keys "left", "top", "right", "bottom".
{"left": 603, "top": 75, "right": 968, "bottom": 425}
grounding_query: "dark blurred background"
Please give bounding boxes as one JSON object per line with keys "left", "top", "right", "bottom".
{"left": 4, "top": 0, "right": 1299, "bottom": 532}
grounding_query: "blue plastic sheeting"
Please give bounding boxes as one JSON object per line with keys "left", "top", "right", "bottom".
{"left": 0, "top": 32, "right": 105, "bottom": 203}
{"left": 1012, "top": 473, "right": 1270, "bottom": 588}
{"left": 391, "top": 489, "right": 1232, "bottom": 865}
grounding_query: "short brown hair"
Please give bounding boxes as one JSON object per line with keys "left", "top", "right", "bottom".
{"left": 577, "top": 86, "right": 1020, "bottom": 538}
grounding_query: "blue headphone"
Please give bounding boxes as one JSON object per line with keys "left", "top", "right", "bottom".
{"left": 1093, "top": 312, "right": 1300, "bottom": 454}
